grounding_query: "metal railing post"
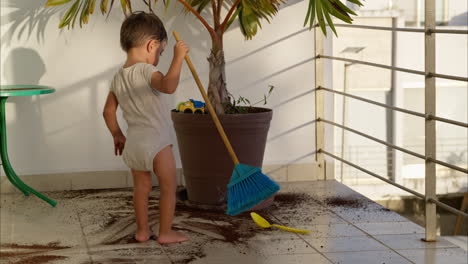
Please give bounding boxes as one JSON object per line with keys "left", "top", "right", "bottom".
{"left": 387, "top": 17, "right": 398, "bottom": 182}
{"left": 315, "top": 27, "right": 325, "bottom": 180}
{"left": 424, "top": 0, "right": 437, "bottom": 242}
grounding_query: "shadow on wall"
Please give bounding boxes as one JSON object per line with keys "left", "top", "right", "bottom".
{"left": 2, "top": 48, "right": 48, "bottom": 172}
{"left": 2, "top": 0, "right": 318, "bottom": 173}
{"left": 1, "top": 0, "right": 64, "bottom": 47}
{"left": 3, "top": 48, "right": 46, "bottom": 83}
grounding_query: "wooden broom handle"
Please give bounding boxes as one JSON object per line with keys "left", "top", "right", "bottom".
{"left": 173, "top": 31, "right": 240, "bottom": 165}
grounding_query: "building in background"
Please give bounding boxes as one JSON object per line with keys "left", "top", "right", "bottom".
{"left": 332, "top": 0, "right": 467, "bottom": 234}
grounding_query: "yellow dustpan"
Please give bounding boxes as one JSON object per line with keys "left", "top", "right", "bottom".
{"left": 250, "top": 212, "right": 310, "bottom": 234}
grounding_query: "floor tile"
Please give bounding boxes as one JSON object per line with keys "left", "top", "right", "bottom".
{"left": 442, "top": 236, "right": 468, "bottom": 251}
{"left": 332, "top": 207, "right": 409, "bottom": 223}
{"left": 374, "top": 234, "right": 459, "bottom": 250}
{"left": 305, "top": 236, "right": 388, "bottom": 253}
{"left": 89, "top": 243, "right": 171, "bottom": 264}
{"left": 0, "top": 195, "right": 86, "bottom": 246}
{"left": 2, "top": 180, "right": 464, "bottom": 264}
{"left": 297, "top": 223, "right": 367, "bottom": 238}
{"left": 273, "top": 209, "right": 346, "bottom": 225}
{"left": 243, "top": 238, "right": 317, "bottom": 255}
{"left": 190, "top": 253, "right": 332, "bottom": 264}
{"left": 182, "top": 243, "right": 331, "bottom": 264}
{"left": 325, "top": 250, "right": 412, "bottom": 264}
{"left": 398, "top": 248, "right": 468, "bottom": 264}
{"left": 0, "top": 241, "right": 91, "bottom": 264}
{"left": 0, "top": 195, "right": 15, "bottom": 244}
{"left": 0, "top": 177, "right": 20, "bottom": 194}
{"left": 355, "top": 222, "right": 425, "bottom": 235}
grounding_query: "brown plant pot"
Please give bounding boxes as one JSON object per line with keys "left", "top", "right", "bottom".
{"left": 171, "top": 107, "right": 273, "bottom": 206}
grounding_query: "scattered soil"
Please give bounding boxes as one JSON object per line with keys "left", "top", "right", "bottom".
{"left": 12, "top": 255, "right": 68, "bottom": 264}
{"left": 1, "top": 242, "right": 69, "bottom": 250}
{"left": 273, "top": 193, "right": 312, "bottom": 207}
{"left": 324, "top": 197, "right": 368, "bottom": 208}
{"left": 0, "top": 243, "right": 70, "bottom": 264}
{"left": 2, "top": 188, "right": 392, "bottom": 264}
{"left": 55, "top": 188, "right": 132, "bottom": 199}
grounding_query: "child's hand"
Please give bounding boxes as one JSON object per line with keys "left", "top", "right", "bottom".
{"left": 113, "top": 134, "right": 126, "bottom": 156}
{"left": 174, "top": 40, "right": 189, "bottom": 60}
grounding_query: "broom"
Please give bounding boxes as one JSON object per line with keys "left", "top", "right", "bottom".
{"left": 173, "top": 31, "right": 280, "bottom": 216}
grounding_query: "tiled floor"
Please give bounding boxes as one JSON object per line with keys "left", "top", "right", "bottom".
{"left": 0, "top": 180, "right": 466, "bottom": 264}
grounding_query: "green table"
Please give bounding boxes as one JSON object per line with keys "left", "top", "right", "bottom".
{"left": 0, "top": 85, "right": 56, "bottom": 206}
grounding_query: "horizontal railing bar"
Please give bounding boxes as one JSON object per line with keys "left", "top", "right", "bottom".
{"left": 428, "top": 114, "right": 468, "bottom": 128}
{"left": 432, "top": 28, "right": 468, "bottom": 34}
{"left": 320, "top": 87, "right": 468, "bottom": 128}
{"left": 320, "top": 119, "right": 426, "bottom": 159}
{"left": 428, "top": 198, "right": 468, "bottom": 218}
{"left": 319, "top": 55, "right": 425, "bottom": 75}
{"left": 431, "top": 72, "right": 468, "bottom": 82}
{"left": 321, "top": 119, "right": 468, "bottom": 174}
{"left": 326, "top": 24, "right": 468, "bottom": 35}
{"left": 321, "top": 150, "right": 468, "bottom": 218}
{"left": 332, "top": 23, "right": 468, "bottom": 34}
{"left": 320, "top": 149, "right": 425, "bottom": 198}
{"left": 319, "top": 87, "right": 426, "bottom": 118}
{"left": 333, "top": 23, "right": 425, "bottom": 32}
{"left": 428, "top": 158, "right": 468, "bottom": 174}
{"left": 319, "top": 55, "right": 468, "bottom": 82}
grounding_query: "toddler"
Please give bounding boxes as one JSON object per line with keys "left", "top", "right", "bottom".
{"left": 103, "top": 11, "right": 189, "bottom": 244}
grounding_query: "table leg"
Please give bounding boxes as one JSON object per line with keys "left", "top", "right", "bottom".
{"left": 0, "top": 97, "right": 57, "bottom": 207}
{"left": 0, "top": 97, "right": 29, "bottom": 196}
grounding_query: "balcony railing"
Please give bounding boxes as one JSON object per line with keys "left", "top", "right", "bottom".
{"left": 314, "top": 0, "right": 467, "bottom": 242}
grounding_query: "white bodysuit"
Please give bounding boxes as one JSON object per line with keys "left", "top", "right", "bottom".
{"left": 110, "top": 63, "right": 173, "bottom": 171}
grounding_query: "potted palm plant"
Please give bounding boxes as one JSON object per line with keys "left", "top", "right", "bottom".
{"left": 45, "top": 0, "right": 362, "bottom": 205}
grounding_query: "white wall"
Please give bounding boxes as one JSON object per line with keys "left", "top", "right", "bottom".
{"left": 1, "top": 0, "right": 332, "bottom": 176}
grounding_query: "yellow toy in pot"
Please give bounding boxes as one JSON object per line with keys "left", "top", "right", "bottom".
{"left": 176, "top": 99, "right": 205, "bottom": 114}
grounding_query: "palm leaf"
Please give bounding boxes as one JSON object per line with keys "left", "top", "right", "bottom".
{"left": 236, "top": 0, "right": 283, "bottom": 39}
{"left": 72, "top": 0, "right": 83, "bottom": 28}
{"left": 59, "top": 0, "right": 80, "bottom": 28}
{"left": 120, "top": 0, "right": 127, "bottom": 15}
{"left": 162, "top": 0, "right": 171, "bottom": 13}
{"left": 321, "top": 0, "right": 337, "bottom": 36}
{"left": 315, "top": 0, "right": 326, "bottom": 36}
{"left": 106, "top": 0, "right": 115, "bottom": 19}
{"left": 304, "top": 0, "right": 362, "bottom": 35}
{"left": 239, "top": 2, "right": 259, "bottom": 39}
{"left": 45, "top": 0, "right": 73, "bottom": 7}
{"left": 127, "top": 0, "right": 133, "bottom": 13}
{"left": 89, "top": 0, "right": 96, "bottom": 14}
{"left": 329, "top": 0, "right": 358, "bottom": 17}
{"left": 100, "top": 0, "right": 108, "bottom": 14}
{"left": 225, "top": 6, "right": 241, "bottom": 30}
{"left": 309, "top": 0, "right": 316, "bottom": 28}
{"left": 303, "top": 0, "right": 313, "bottom": 27}
{"left": 347, "top": 0, "right": 363, "bottom": 6}
{"left": 324, "top": 0, "right": 352, "bottom": 23}
{"left": 185, "top": 0, "right": 211, "bottom": 13}
{"left": 79, "top": 0, "right": 91, "bottom": 27}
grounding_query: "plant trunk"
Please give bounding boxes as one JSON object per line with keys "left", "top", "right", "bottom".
{"left": 207, "top": 41, "right": 229, "bottom": 114}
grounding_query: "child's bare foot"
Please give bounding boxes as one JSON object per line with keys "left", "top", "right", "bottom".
{"left": 134, "top": 229, "right": 155, "bottom": 243}
{"left": 157, "top": 230, "right": 189, "bottom": 244}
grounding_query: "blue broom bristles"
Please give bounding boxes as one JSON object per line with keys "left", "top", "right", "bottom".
{"left": 226, "top": 170, "right": 280, "bottom": 216}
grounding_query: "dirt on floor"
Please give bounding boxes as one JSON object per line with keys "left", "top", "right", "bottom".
{"left": 1, "top": 187, "right": 384, "bottom": 264}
